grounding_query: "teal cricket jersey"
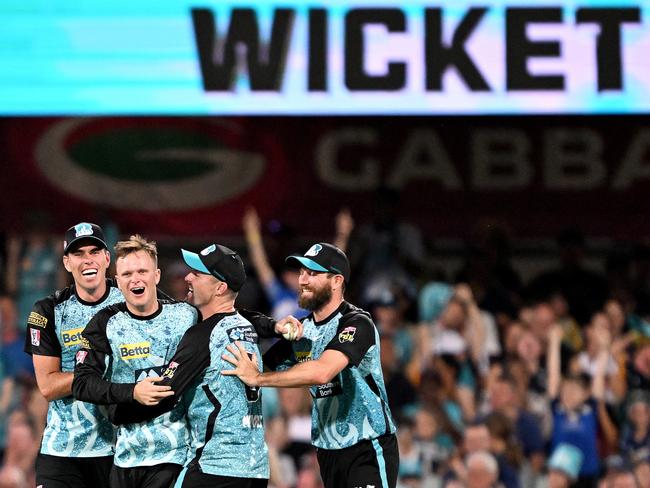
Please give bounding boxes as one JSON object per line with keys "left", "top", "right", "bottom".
{"left": 108, "top": 311, "right": 270, "bottom": 479}
{"left": 73, "top": 300, "right": 198, "bottom": 468}
{"left": 265, "top": 301, "right": 397, "bottom": 450}
{"left": 24, "top": 281, "right": 124, "bottom": 457}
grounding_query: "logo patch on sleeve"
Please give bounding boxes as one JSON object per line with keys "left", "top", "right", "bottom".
{"left": 31, "top": 329, "right": 41, "bottom": 346}
{"left": 162, "top": 361, "right": 179, "bottom": 379}
{"left": 28, "top": 312, "right": 48, "bottom": 328}
{"left": 227, "top": 326, "right": 258, "bottom": 343}
{"left": 135, "top": 365, "right": 166, "bottom": 382}
{"left": 76, "top": 350, "right": 88, "bottom": 364}
{"left": 338, "top": 326, "right": 356, "bottom": 343}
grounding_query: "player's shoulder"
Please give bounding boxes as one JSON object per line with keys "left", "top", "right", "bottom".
{"left": 30, "top": 283, "right": 75, "bottom": 317}
{"left": 50, "top": 283, "right": 76, "bottom": 306}
{"left": 179, "top": 315, "right": 220, "bottom": 347}
{"left": 91, "top": 302, "right": 127, "bottom": 325}
{"left": 339, "top": 302, "right": 374, "bottom": 328}
{"left": 162, "top": 300, "right": 201, "bottom": 321}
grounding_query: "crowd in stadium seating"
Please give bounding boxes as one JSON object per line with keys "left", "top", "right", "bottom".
{"left": 0, "top": 203, "right": 649, "bottom": 488}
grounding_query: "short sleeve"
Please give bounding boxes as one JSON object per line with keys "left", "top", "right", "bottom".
{"left": 324, "top": 312, "right": 376, "bottom": 367}
{"left": 24, "top": 298, "right": 60, "bottom": 357}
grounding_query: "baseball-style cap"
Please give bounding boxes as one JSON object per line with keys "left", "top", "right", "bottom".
{"left": 182, "top": 244, "right": 246, "bottom": 292}
{"left": 63, "top": 222, "right": 108, "bottom": 254}
{"left": 285, "top": 243, "right": 350, "bottom": 283}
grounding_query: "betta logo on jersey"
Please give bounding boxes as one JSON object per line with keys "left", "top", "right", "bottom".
{"left": 119, "top": 342, "right": 151, "bottom": 360}
{"left": 338, "top": 326, "right": 356, "bottom": 343}
{"left": 76, "top": 350, "right": 88, "bottom": 365}
{"left": 228, "top": 326, "right": 257, "bottom": 344}
{"left": 61, "top": 327, "right": 84, "bottom": 346}
{"left": 295, "top": 350, "right": 312, "bottom": 363}
{"left": 31, "top": 329, "right": 41, "bottom": 346}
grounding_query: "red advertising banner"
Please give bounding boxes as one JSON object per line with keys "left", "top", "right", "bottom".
{"left": 1, "top": 116, "right": 649, "bottom": 239}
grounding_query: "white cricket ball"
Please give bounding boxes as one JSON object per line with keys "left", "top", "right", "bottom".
{"left": 282, "top": 323, "right": 298, "bottom": 341}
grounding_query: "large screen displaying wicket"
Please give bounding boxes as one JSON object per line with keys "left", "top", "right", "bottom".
{"left": 0, "top": 0, "right": 647, "bottom": 114}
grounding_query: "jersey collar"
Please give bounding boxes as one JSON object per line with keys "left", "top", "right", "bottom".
{"left": 313, "top": 301, "right": 350, "bottom": 326}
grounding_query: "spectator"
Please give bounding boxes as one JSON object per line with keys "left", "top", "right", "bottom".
{"left": 620, "top": 391, "right": 650, "bottom": 465}
{"left": 412, "top": 406, "right": 454, "bottom": 484}
{"left": 632, "top": 459, "right": 649, "bottom": 488}
{"left": 243, "top": 207, "right": 307, "bottom": 320}
{"left": 486, "top": 374, "right": 545, "bottom": 477}
{"left": 6, "top": 214, "right": 64, "bottom": 329}
{"left": 0, "top": 296, "right": 34, "bottom": 383}
{"left": 577, "top": 313, "right": 626, "bottom": 403}
{"left": 484, "top": 412, "right": 522, "bottom": 488}
{"left": 445, "top": 421, "right": 492, "bottom": 484}
{"left": 547, "top": 322, "right": 611, "bottom": 486}
{"left": 609, "top": 470, "right": 640, "bottom": 488}
{"left": 547, "top": 443, "right": 583, "bottom": 488}
{"left": 395, "top": 417, "right": 422, "bottom": 485}
{"left": 276, "top": 387, "right": 313, "bottom": 475}
{"left": 0, "top": 411, "right": 38, "bottom": 488}
{"left": 347, "top": 187, "right": 425, "bottom": 307}
{"left": 466, "top": 450, "right": 500, "bottom": 488}
{"left": 380, "top": 336, "right": 417, "bottom": 417}
{"left": 627, "top": 343, "right": 650, "bottom": 392}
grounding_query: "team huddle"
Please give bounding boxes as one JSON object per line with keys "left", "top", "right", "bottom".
{"left": 24, "top": 222, "right": 399, "bottom": 488}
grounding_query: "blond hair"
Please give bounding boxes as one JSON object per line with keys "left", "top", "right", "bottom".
{"left": 114, "top": 234, "right": 158, "bottom": 265}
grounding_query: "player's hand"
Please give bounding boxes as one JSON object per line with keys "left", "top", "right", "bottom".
{"left": 133, "top": 377, "right": 174, "bottom": 406}
{"left": 222, "top": 342, "right": 261, "bottom": 386}
{"left": 275, "top": 315, "right": 303, "bottom": 341}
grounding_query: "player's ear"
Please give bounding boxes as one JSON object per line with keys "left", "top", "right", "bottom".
{"left": 62, "top": 255, "right": 72, "bottom": 273}
{"left": 332, "top": 274, "right": 344, "bottom": 292}
{"left": 154, "top": 268, "right": 161, "bottom": 286}
{"left": 215, "top": 280, "right": 228, "bottom": 297}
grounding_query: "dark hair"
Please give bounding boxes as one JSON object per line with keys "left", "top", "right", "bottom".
{"left": 484, "top": 412, "right": 523, "bottom": 467}
{"left": 564, "top": 373, "right": 590, "bottom": 391}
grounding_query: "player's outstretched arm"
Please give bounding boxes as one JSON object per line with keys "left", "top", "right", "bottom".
{"left": 223, "top": 342, "right": 348, "bottom": 388}
{"left": 73, "top": 346, "right": 138, "bottom": 405}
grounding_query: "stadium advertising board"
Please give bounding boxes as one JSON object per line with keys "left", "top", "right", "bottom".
{"left": 2, "top": 116, "right": 649, "bottom": 239}
{"left": 0, "top": 0, "right": 648, "bottom": 114}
